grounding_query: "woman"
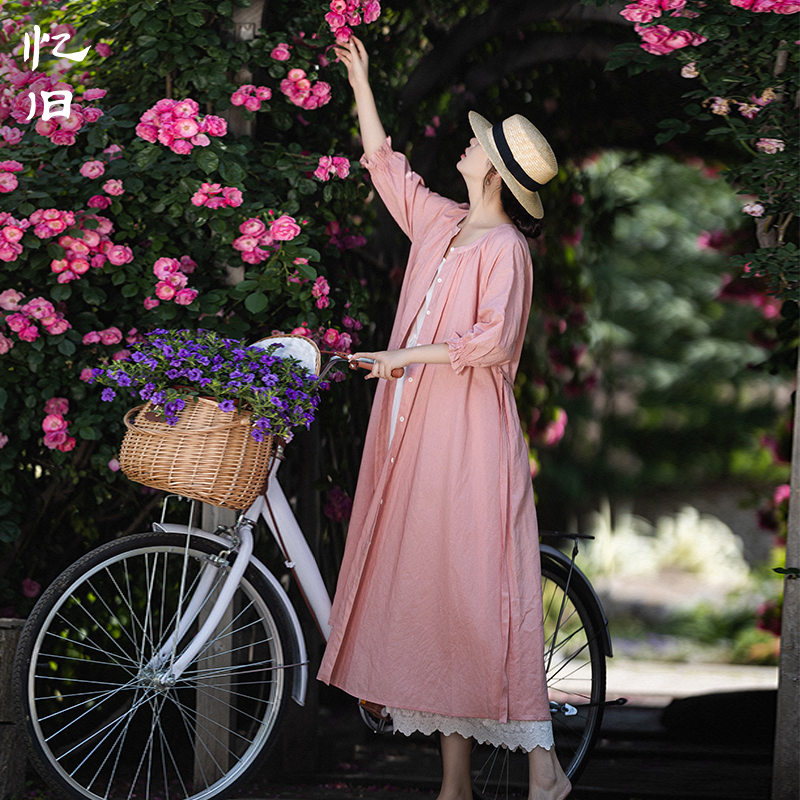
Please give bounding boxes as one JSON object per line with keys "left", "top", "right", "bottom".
{"left": 317, "top": 36, "right": 571, "bottom": 800}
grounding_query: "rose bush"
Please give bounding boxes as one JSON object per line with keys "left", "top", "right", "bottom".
{"left": 587, "top": 0, "right": 799, "bottom": 297}
{"left": 0, "top": 0, "right": 380, "bottom": 616}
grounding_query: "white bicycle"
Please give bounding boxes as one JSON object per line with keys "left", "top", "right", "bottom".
{"left": 12, "top": 336, "right": 613, "bottom": 800}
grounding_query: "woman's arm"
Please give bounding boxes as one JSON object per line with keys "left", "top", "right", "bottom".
{"left": 351, "top": 343, "right": 450, "bottom": 380}
{"left": 333, "top": 36, "right": 386, "bottom": 161}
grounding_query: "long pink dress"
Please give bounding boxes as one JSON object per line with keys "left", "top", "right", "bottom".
{"left": 317, "top": 138, "right": 552, "bottom": 750}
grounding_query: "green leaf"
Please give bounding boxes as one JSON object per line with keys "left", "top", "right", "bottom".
{"left": 195, "top": 149, "right": 219, "bottom": 174}
{"left": 0, "top": 519, "right": 21, "bottom": 543}
{"left": 136, "top": 146, "right": 161, "bottom": 170}
{"left": 121, "top": 283, "right": 140, "bottom": 298}
{"left": 269, "top": 63, "right": 286, "bottom": 80}
{"left": 272, "top": 111, "right": 292, "bottom": 131}
{"left": 186, "top": 10, "right": 205, "bottom": 26}
{"left": 47, "top": 243, "right": 66, "bottom": 259}
{"left": 51, "top": 284, "right": 71, "bottom": 302}
{"left": 209, "top": 217, "right": 228, "bottom": 233}
{"left": 296, "top": 261, "right": 316, "bottom": 280}
{"left": 323, "top": 183, "right": 333, "bottom": 203}
{"left": 57, "top": 339, "right": 76, "bottom": 356}
{"left": 79, "top": 426, "right": 100, "bottom": 441}
{"left": 18, "top": 202, "right": 35, "bottom": 216}
{"left": 244, "top": 292, "right": 268, "bottom": 313}
{"left": 297, "top": 178, "right": 317, "bottom": 195}
{"left": 219, "top": 158, "right": 246, "bottom": 184}
{"left": 83, "top": 286, "right": 107, "bottom": 306}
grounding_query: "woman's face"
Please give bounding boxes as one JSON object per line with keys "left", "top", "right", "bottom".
{"left": 457, "top": 137, "right": 492, "bottom": 182}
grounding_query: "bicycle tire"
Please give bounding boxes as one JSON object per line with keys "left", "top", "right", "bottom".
{"left": 13, "top": 532, "right": 294, "bottom": 800}
{"left": 472, "top": 549, "right": 607, "bottom": 793}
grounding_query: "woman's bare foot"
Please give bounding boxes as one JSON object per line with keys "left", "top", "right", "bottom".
{"left": 527, "top": 745, "right": 571, "bottom": 800}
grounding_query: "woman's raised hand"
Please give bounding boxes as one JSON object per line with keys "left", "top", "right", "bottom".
{"left": 333, "top": 35, "right": 386, "bottom": 161}
{"left": 333, "top": 36, "right": 370, "bottom": 90}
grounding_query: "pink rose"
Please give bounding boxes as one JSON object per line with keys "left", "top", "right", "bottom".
{"left": 21, "top": 579, "right": 40, "bottom": 599}
{"left": 155, "top": 282, "right": 177, "bottom": 300}
{"left": 223, "top": 187, "right": 243, "bottom": 207}
{"left": 322, "top": 328, "right": 339, "bottom": 346}
{"left": 363, "top": 0, "right": 381, "bottom": 23}
{"left": 0, "top": 289, "right": 24, "bottom": 310}
{"left": 79, "top": 367, "right": 94, "bottom": 382}
{"left": 143, "top": 296, "right": 160, "bottom": 310}
{"left": 271, "top": 43, "right": 291, "bottom": 61}
{"left": 43, "top": 429, "right": 67, "bottom": 449}
{"left": 179, "top": 255, "right": 197, "bottom": 273}
{"left": 170, "top": 139, "right": 193, "bottom": 155}
{"left": 45, "top": 317, "right": 70, "bottom": 335}
{"left": 18, "top": 324, "right": 40, "bottom": 342}
{"left": 103, "top": 179, "right": 124, "bottom": 196}
{"left": 287, "top": 68, "right": 307, "bottom": 82}
{"left": 0, "top": 173, "right": 18, "bottom": 193}
{"left": 239, "top": 218, "right": 267, "bottom": 236}
{"left": 136, "top": 123, "right": 158, "bottom": 143}
{"left": 5, "top": 313, "right": 28, "bottom": 332}
{"left": 332, "top": 156, "right": 350, "bottom": 178}
{"left": 50, "top": 130, "right": 77, "bottom": 146}
{"left": 42, "top": 414, "right": 68, "bottom": 433}
{"left": 108, "top": 458, "right": 121, "bottom": 472}
{"left": 57, "top": 436, "right": 76, "bottom": 452}
{"left": 82, "top": 331, "right": 102, "bottom": 344}
{"left": 99, "top": 327, "right": 122, "bottom": 345}
{"left": 88, "top": 195, "right": 113, "bottom": 209}
{"left": 270, "top": 214, "right": 301, "bottom": 241}
{"left": 44, "top": 397, "right": 69, "bottom": 416}
{"left": 204, "top": 115, "right": 227, "bottom": 137}
{"left": 756, "top": 138, "right": 785, "bottom": 153}
{"left": 743, "top": 201, "right": 765, "bottom": 216}
{"left": 153, "top": 256, "right": 180, "bottom": 279}
{"left": 79, "top": 160, "right": 105, "bottom": 179}
{"left": 83, "top": 88, "right": 107, "bottom": 100}
{"left": 230, "top": 91, "right": 248, "bottom": 106}
{"left": 174, "top": 287, "right": 198, "bottom": 305}
{"left": 83, "top": 108, "right": 104, "bottom": 123}
{"left": 0, "top": 332, "right": 13, "bottom": 353}
{"left": 107, "top": 244, "right": 133, "bottom": 265}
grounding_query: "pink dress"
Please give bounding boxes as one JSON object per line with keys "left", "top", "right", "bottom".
{"left": 317, "top": 138, "right": 553, "bottom": 751}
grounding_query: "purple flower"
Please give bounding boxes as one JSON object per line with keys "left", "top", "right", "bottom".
{"left": 101, "top": 388, "right": 116, "bottom": 401}
{"left": 218, "top": 400, "right": 235, "bottom": 412}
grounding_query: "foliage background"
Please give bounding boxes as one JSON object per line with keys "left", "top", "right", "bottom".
{"left": 0, "top": 0, "right": 795, "bottom": 645}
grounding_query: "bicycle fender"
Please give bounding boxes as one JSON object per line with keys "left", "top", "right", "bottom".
{"left": 152, "top": 522, "right": 309, "bottom": 706}
{"left": 540, "top": 543, "right": 614, "bottom": 658}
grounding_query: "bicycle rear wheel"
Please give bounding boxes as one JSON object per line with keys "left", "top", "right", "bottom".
{"left": 472, "top": 549, "right": 607, "bottom": 793}
{"left": 13, "top": 532, "right": 293, "bottom": 800}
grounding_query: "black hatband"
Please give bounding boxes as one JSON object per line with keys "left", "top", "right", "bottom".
{"left": 491, "top": 122, "right": 542, "bottom": 193}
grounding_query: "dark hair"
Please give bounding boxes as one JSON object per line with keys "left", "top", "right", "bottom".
{"left": 484, "top": 165, "right": 542, "bottom": 239}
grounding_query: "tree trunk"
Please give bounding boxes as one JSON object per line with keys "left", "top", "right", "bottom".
{"left": 771, "top": 345, "right": 800, "bottom": 799}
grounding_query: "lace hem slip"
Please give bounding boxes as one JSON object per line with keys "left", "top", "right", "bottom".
{"left": 386, "top": 706, "right": 554, "bottom": 752}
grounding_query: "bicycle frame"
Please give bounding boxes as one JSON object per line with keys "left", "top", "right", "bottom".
{"left": 150, "top": 452, "right": 333, "bottom": 708}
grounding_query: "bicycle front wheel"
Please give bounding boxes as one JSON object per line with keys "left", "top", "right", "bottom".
{"left": 13, "top": 532, "right": 294, "bottom": 800}
{"left": 473, "top": 549, "right": 607, "bottom": 792}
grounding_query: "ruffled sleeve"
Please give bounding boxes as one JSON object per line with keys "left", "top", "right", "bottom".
{"left": 360, "top": 137, "right": 460, "bottom": 242}
{"left": 445, "top": 237, "right": 531, "bottom": 375}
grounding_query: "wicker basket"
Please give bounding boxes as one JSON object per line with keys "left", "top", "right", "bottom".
{"left": 118, "top": 398, "right": 274, "bottom": 510}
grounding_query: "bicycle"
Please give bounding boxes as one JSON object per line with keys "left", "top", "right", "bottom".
{"left": 12, "top": 335, "right": 613, "bottom": 800}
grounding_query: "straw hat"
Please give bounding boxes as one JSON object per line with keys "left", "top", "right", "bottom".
{"left": 469, "top": 110, "right": 558, "bottom": 219}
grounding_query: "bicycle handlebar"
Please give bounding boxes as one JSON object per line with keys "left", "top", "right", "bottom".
{"left": 319, "top": 350, "right": 404, "bottom": 380}
{"left": 348, "top": 357, "right": 405, "bottom": 379}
